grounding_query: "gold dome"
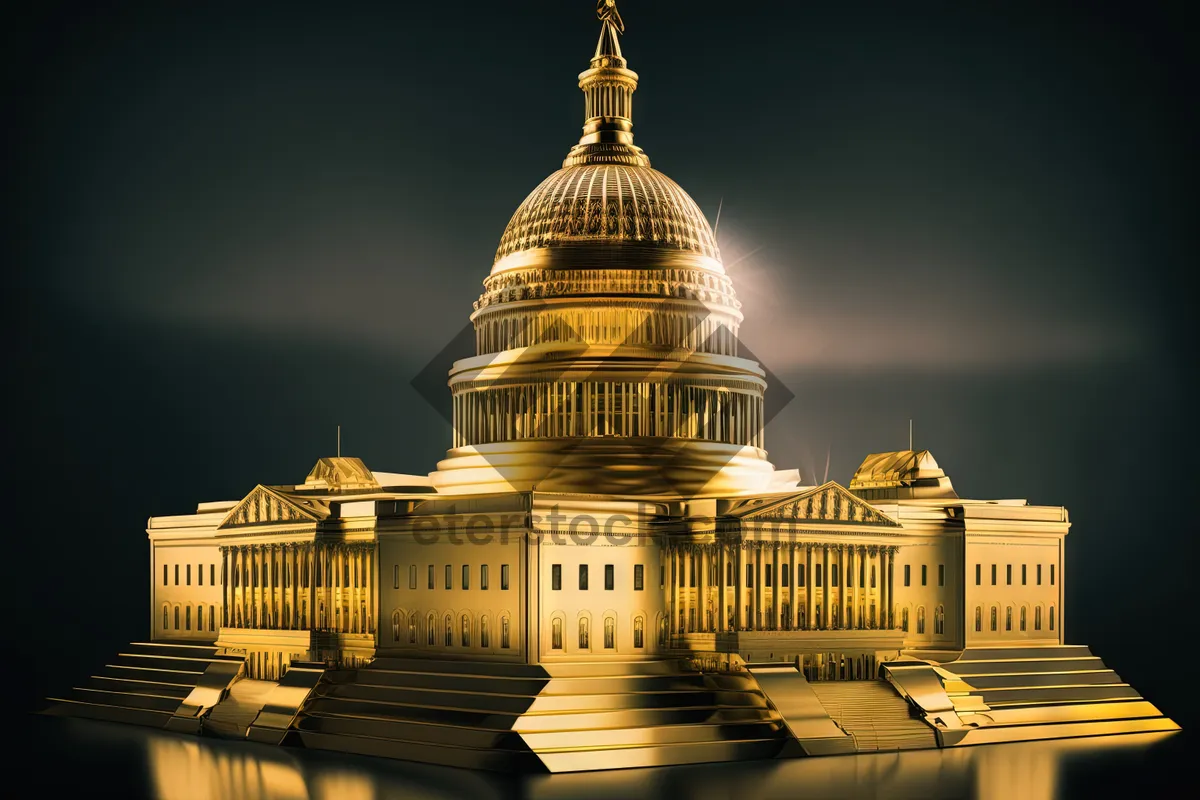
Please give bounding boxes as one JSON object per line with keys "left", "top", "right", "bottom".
{"left": 492, "top": 163, "right": 721, "bottom": 272}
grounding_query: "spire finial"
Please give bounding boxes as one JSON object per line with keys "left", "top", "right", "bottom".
{"left": 564, "top": 0, "right": 649, "bottom": 167}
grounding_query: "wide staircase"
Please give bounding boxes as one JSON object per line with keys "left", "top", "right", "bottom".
{"left": 43, "top": 642, "right": 244, "bottom": 729}
{"left": 938, "top": 645, "right": 1141, "bottom": 708}
{"left": 809, "top": 681, "right": 938, "bottom": 752}
{"left": 203, "top": 678, "right": 278, "bottom": 739}
{"left": 514, "top": 660, "right": 787, "bottom": 772}
{"left": 292, "top": 657, "right": 787, "bottom": 772}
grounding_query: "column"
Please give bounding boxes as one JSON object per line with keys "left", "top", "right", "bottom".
{"left": 683, "top": 546, "right": 693, "bottom": 633}
{"left": 670, "top": 544, "right": 679, "bottom": 636}
{"left": 699, "top": 544, "right": 708, "bottom": 632}
{"left": 771, "top": 544, "right": 780, "bottom": 630}
{"left": 822, "top": 545, "right": 831, "bottom": 629}
{"left": 804, "top": 544, "right": 814, "bottom": 630}
{"left": 841, "top": 544, "right": 849, "bottom": 629}
{"left": 735, "top": 544, "right": 746, "bottom": 630}
{"left": 307, "top": 544, "right": 315, "bottom": 629}
{"left": 717, "top": 543, "right": 727, "bottom": 633}
{"left": 368, "top": 544, "right": 377, "bottom": 636}
{"left": 885, "top": 547, "right": 896, "bottom": 630}
{"left": 291, "top": 545, "right": 300, "bottom": 629}
{"left": 221, "top": 548, "right": 230, "bottom": 627}
{"left": 788, "top": 543, "right": 798, "bottom": 630}
{"left": 753, "top": 544, "right": 763, "bottom": 631}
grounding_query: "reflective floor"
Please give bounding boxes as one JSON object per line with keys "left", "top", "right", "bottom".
{"left": 22, "top": 715, "right": 1186, "bottom": 800}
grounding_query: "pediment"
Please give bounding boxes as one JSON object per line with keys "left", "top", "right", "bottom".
{"left": 219, "top": 485, "right": 328, "bottom": 528}
{"left": 728, "top": 482, "right": 900, "bottom": 527}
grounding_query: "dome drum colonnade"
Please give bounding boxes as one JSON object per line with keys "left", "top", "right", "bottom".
{"left": 432, "top": 8, "right": 775, "bottom": 496}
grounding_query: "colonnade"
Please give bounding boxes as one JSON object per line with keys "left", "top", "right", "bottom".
{"left": 452, "top": 381, "right": 764, "bottom": 448}
{"left": 665, "top": 540, "right": 897, "bottom": 634}
{"left": 220, "top": 542, "right": 376, "bottom": 635}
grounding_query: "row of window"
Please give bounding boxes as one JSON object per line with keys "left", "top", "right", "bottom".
{"left": 550, "top": 615, "right": 647, "bottom": 650}
{"left": 974, "top": 604, "right": 1055, "bottom": 632}
{"left": 551, "top": 564, "right": 645, "bottom": 591}
{"left": 393, "top": 564, "right": 513, "bottom": 591}
{"left": 391, "top": 610, "right": 513, "bottom": 649}
{"left": 162, "top": 563, "right": 217, "bottom": 587}
{"left": 899, "top": 605, "right": 945, "bottom": 635}
{"left": 902, "top": 564, "right": 945, "bottom": 588}
{"left": 161, "top": 603, "right": 217, "bottom": 632}
{"left": 975, "top": 563, "right": 1056, "bottom": 587}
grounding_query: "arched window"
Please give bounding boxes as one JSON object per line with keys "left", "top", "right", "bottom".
{"left": 1005, "top": 606, "right": 1013, "bottom": 632}
{"left": 916, "top": 606, "right": 926, "bottom": 634}
{"left": 634, "top": 616, "right": 644, "bottom": 648}
{"left": 831, "top": 605, "right": 839, "bottom": 628}
{"left": 990, "top": 606, "right": 998, "bottom": 632}
{"left": 975, "top": 606, "right": 982, "bottom": 632}
{"left": 427, "top": 613, "right": 436, "bottom": 645}
{"left": 444, "top": 614, "right": 453, "bottom": 647}
{"left": 579, "top": 618, "right": 590, "bottom": 649}
{"left": 185, "top": 605, "right": 192, "bottom": 631}
{"left": 392, "top": 611, "right": 400, "bottom": 642}
{"left": 901, "top": 607, "right": 910, "bottom": 632}
{"left": 552, "top": 618, "right": 563, "bottom": 649}
{"left": 210, "top": 605, "right": 216, "bottom": 632}
{"left": 501, "top": 616, "right": 511, "bottom": 649}
{"left": 604, "top": 617, "right": 615, "bottom": 649}
{"left": 1020, "top": 606, "right": 1027, "bottom": 632}
{"left": 174, "top": 606, "right": 180, "bottom": 630}
{"left": 197, "top": 604, "right": 204, "bottom": 632}
{"left": 163, "top": 605, "right": 169, "bottom": 630}
{"left": 461, "top": 614, "right": 471, "bottom": 647}
{"left": 480, "top": 616, "right": 490, "bottom": 649}
{"left": 935, "top": 605, "right": 945, "bottom": 635}
{"left": 1049, "top": 605, "right": 1055, "bottom": 631}
{"left": 408, "top": 613, "right": 417, "bottom": 644}
{"left": 1035, "top": 606, "right": 1042, "bottom": 631}
{"left": 658, "top": 617, "right": 668, "bottom": 646}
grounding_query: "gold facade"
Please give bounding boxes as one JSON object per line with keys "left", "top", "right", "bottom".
{"left": 44, "top": 1, "right": 1177, "bottom": 773}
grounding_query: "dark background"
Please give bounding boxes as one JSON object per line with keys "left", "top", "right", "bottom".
{"left": 8, "top": 0, "right": 1195, "bottom": 745}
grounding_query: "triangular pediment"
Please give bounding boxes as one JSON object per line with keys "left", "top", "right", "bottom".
{"left": 727, "top": 482, "right": 900, "bottom": 527}
{"left": 219, "top": 485, "right": 328, "bottom": 528}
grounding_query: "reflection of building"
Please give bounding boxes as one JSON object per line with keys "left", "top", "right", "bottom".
{"left": 48, "top": 2, "right": 1176, "bottom": 773}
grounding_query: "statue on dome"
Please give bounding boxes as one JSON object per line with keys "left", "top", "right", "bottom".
{"left": 597, "top": 0, "right": 625, "bottom": 34}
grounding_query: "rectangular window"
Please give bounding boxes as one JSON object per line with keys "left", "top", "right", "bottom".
{"left": 766, "top": 568, "right": 773, "bottom": 588}
{"left": 409, "top": 565, "right": 417, "bottom": 589}
{"left": 991, "top": 564, "right": 997, "bottom": 585}
{"left": 163, "top": 565, "right": 168, "bottom": 586}
{"left": 210, "top": 564, "right": 215, "bottom": 586}
{"left": 816, "top": 566, "right": 823, "bottom": 588}
{"left": 634, "top": 564, "right": 644, "bottom": 591}
{"left": 501, "top": 564, "right": 510, "bottom": 590}
{"left": 798, "top": 564, "right": 805, "bottom": 587}
{"left": 746, "top": 564, "right": 754, "bottom": 587}
{"left": 552, "top": 564, "right": 562, "bottom": 590}
{"left": 782, "top": 564, "right": 790, "bottom": 587}
{"left": 938, "top": 564, "right": 945, "bottom": 587}
{"left": 1051, "top": 564, "right": 1056, "bottom": 585}
{"left": 579, "top": 564, "right": 589, "bottom": 590}
{"left": 393, "top": 565, "right": 400, "bottom": 590}
{"left": 187, "top": 564, "right": 192, "bottom": 586}
{"left": 829, "top": 565, "right": 836, "bottom": 587}
{"left": 975, "top": 563, "right": 981, "bottom": 585}
{"left": 904, "top": 564, "right": 911, "bottom": 586}
{"left": 445, "top": 564, "right": 452, "bottom": 590}
{"left": 428, "top": 564, "right": 435, "bottom": 589}
{"left": 1022, "top": 564, "right": 1027, "bottom": 585}
{"left": 198, "top": 564, "right": 203, "bottom": 586}
{"left": 481, "top": 564, "right": 489, "bottom": 590}
{"left": 1037, "top": 564, "right": 1043, "bottom": 585}
{"left": 1006, "top": 564, "right": 1012, "bottom": 585}
{"left": 605, "top": 564, "right": 614, "bottom": 590}
{"left": 921, "top": 564, "right": 927, "bottom": 586}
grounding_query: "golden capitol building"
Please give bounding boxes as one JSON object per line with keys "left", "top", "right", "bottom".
{"left": 45, "top": 1, "right": 1177, "bottom": 772}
